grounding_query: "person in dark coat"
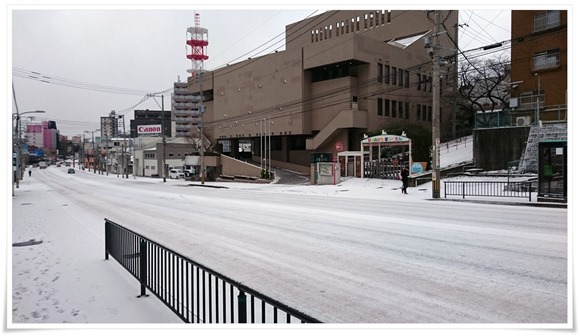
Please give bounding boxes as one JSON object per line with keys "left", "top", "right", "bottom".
{"left": 400, "top": 166, "right": 409, "bottom": 194}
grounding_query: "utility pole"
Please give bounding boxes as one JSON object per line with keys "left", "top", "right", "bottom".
{"left": 162, "top": 95, "right": 167, "bottom": 182}
{"left": 122, "top": 116, "right": 128, "bottom": 178}
{"left": 431, "top": 10, "right": 441, "bottom": 199}
{"left": 92, "top": 130, "right": 96, "bottom": 173}
{"left": 105, "top": 131, "right": 109, "bottom": 176}
{"left": 82, "top": 133, "right": 85, "bottom": 170}
{"left": 268, "top": 115, "right": 271, "bottom": 177}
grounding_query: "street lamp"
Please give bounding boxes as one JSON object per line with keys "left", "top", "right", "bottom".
{"left": 12, "top": 110, "right": 45, "bottom": 193}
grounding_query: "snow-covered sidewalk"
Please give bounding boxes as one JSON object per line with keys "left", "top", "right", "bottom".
{"left": 10, "top": 175, "right": 181, "bottom": 324}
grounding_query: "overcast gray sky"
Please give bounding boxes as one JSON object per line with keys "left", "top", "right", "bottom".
{"left": 4, "top": 3, "right": 551, "bottom": 138}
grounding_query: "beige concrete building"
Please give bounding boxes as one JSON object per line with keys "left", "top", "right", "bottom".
{"left": 188, "top": 10, "right": 458, "bottom": 173}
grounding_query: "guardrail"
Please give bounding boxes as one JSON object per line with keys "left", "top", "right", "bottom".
{"left": 104, "top": 218, "right": 321, "bottom": 323}
{"left": 443, "top": 181, "right": 533, "bottom": 201}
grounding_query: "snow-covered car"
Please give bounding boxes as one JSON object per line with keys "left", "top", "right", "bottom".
{"left": 67, "top": 168, "right": 75, "bottom": 174}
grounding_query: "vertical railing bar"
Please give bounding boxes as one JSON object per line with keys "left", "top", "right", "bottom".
{"left": 261, "top": 300, "right": 265, "bottom": 323}
{"left": 287, "top": 312, "right": 291, "bottom": 323}
{"left": 180, "top": 258, "right": 184, "bottom": 318}
{"left": 185, "top": 261, "right": 189, "bottom": 322}
{"left": 172, "top": 254, "right": 176, "bottom": 312}
{"left": 164, "top": 249, "right": 168, "bottom": 303}
{"left": 230, "top": 285, "right": 234, "bottom": 323}
{"left": 238, "top": 290, "right": 247, "bottom": 323}
{"left": 104, "top": 221, "right": 109, "bottom": 260}
{"left": 274, "top": 307, "right": 278, "bottom": 323}
{"left": 250, "top": 295, "right": 255, "bottom": 323}
{"left": 222, "top": 281, "right": 226, "bottom": 323}
{"left": 156, "top": 245, "right": 160, "bottom": 301}
{"left": 196, "top": 267, "right": 200, "bottom": 323}
{"left": 138, "top": 239, "right": 147, "bottom": 297}
{"left": 202, "top": 270, "right": 206, "bottom": 323}
{"left": 215, "top": 277, "right": 219, "bottom": 323}
{"left": 208, "top": 273, "right": 212, "bottom": 323}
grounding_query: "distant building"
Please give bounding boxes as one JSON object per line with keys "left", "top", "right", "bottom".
{"left": 130, "top": 109, "right": 172, "bottom": 138}
{"left": 187, "top": 10, "right": 458, "bottom": 171}
{"left": 510, "top": 10, "right": 568, "bottom": 123}
{"left": 25, "top": 121, "right": 59, "bottom": 158}
{"left": 173, "top": 80, "right": 202, "bottom": 138}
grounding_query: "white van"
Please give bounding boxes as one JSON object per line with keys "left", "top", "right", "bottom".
{"left": 169, "top": 169, "right": 184, "bottom": 179}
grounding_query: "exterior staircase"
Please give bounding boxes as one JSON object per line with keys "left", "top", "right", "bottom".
{"left": 305, "top": 108, "right": 367, "bottom": 150}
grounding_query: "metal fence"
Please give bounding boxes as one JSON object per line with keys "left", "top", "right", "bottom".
{"left": 104, "top": 218, "right": 321, "bottom": 323}
{"left": 443, "top": 181, "right": 533, "bottom": 201}
{"left": 364, "top": 160, "right": 403, "bottom": 179}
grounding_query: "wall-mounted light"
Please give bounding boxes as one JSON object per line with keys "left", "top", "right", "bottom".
{"left": 258, "top": 84, "right": 262, "bottom": 88}
{"left": 220, "top": 91, "right": 224, "bottom": 95}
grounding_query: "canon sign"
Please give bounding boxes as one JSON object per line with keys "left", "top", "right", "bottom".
{"left": 137, "top": 125, "right": 162, "bottom": 135}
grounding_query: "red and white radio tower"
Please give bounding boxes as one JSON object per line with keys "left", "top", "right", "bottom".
{"left": 186, "top": 12, "right": 209, "bottom": 78}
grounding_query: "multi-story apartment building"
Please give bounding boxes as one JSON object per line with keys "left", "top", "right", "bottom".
{"left": 100, "top": 111, "right": 120, "bottom": 139}
{"left": 173, "top": 80, "right": 202, "bottom": 138}
{"left": 510, "top": 10, "right": 567, "bottom": 123}
{"left": 187, "top": 10, "right": 458, "bottom": 171}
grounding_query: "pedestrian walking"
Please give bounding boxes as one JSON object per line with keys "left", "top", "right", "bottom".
{"left": 400, "top": 166, "right": 409, "bottom": 194}
{"left": 28, "top": 169, "right": 32, "bottom": 177}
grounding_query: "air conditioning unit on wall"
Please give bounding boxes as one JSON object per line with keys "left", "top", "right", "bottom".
{"left": 516, "top": 116, "right": 531, "bottom": 126}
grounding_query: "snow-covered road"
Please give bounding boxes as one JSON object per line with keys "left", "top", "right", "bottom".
{"left": 12, "top": 166, "right": 568, "bottom": 324}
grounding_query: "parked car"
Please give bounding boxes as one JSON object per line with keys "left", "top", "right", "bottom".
{"left": 169, "top": 169, "right": 184, "bottom": 179}
{"left": 183, "top": 167, "right": 194, "bottom": 177}
{"left": 67, "top": 168, "right": 75, "bottom": 174}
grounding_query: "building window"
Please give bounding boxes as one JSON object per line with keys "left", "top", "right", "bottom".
{"left": 398, "top": 101, "right": 403, "bottom": 118}
{"left": 289, "top": 136, "right": 306, "bottom": 150}
{"left": 422, "top": 105, "right": 427, "bottom": 121}
{"left": 391, "top": 67, "right": 397, "bottom": 85}
{"left": 377, "top": 63, "right": 383, "bottom": 82}
{"left": 404, "top": 70, "right": 410, "bottom": 88}
{"left": 534, "top": 10, "right": 560, "bottom": 32}
{"left": 416, "top": 104, "right": 421, "bottom": 120}
{"left": 391, "top": 100, "right": 397, "bottom": 118}
{"left": 405, "top": 102, "right": 409, "bottom": 119}
{"left": 428, "top": 106, "right": 432, "bottom": 122}
{"left": 398, "top": 69, "right": 404, "bottom": 87}
{"left": 385, "top": 99, "right": 390, "bottom": 117}
{"left": 532, "top": 49, "right": 560, "bottom": 71}
{"left": 422, "top": 75, "right": 427, "bottom": 91}
{"left": 416, "top": 73, "right": 422, "bottom": 90}
{"left": 377, "top": 98, "right": 383, "bottom": 116}
{"left": 384, "top": 65, "right": 390, "bottom": 84}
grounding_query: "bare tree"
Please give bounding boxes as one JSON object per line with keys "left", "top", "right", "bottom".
{"left": 458, "top": 54, "right": 511, "bottom": 113}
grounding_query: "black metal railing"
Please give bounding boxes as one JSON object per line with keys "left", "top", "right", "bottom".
{"left": 104, "top": 218, "right": 321, "bottom": 323}
{"left": 443, "top": 181, "right": 533, "bottom": 201}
